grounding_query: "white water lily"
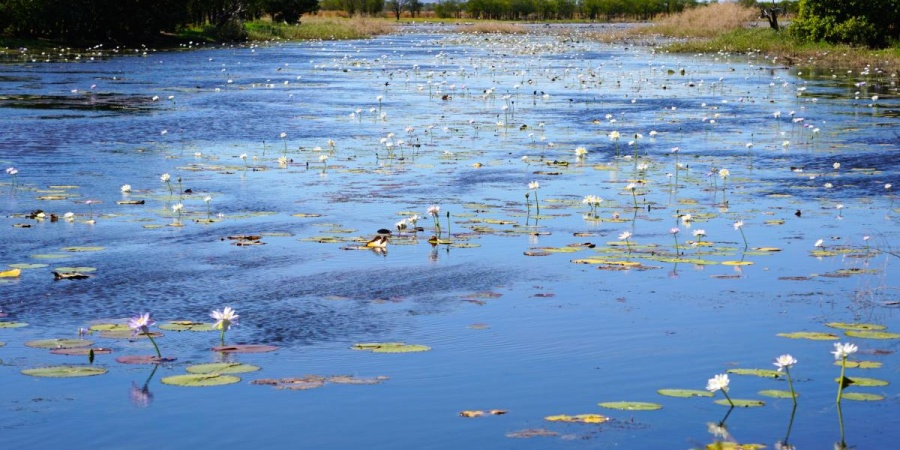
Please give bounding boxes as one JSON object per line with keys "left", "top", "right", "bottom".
{"left": 773, "top": 354, "right": 797, "bottom": 372}
{"left": 706, "top": 373, "right": 729, "bottom": 393}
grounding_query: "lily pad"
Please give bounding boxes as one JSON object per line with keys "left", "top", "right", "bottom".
{"left": 597, "top": 401, "right": 662, "bottom": 411}
{"left": 841, "top": 392, "right": 884, "bottom": 401}
{"left": 0, "top": 321, "right": 28, "bottom": 328}
{"left": 714, "top": 399, "right": 765, "bottom": 407}
{"left": 50, "top": 347, "right": 113, "bottom": 356}
{"left": 545, "top": 414, "right": 609, "bottom": 424}
{"left": 327, "top": 375, "right": 389, "bottom": 385}
{"left": 161, "top": 373, "right": 241, "bottom": 387}
{"left": 116, "top": 355, "right": 176, "bottom": 364}
{"left": 826, "top": 322, "right": 886, "bottom": 331}
{"left": 777, "top": 331, "right": 839, "bottom": 340}
{"left": 758, "top": 390, "right": 795, "bottom": 399}
{"left": 721, "top": 261, "right": 753, "bottom": 266}
{"left": 53, "top": 267, "right": 97, "bottom": 273}
{"left": 727, "top": 368, "right": 782, "bottom": 378}
{"left": 89, "top": 323, "right": 131, "bottom": 332}
{"left": 21, "top": 365, "right": 108, "bottom": 378}
{"left": 836, "top": 360, "right": 883, "bottom": 369}
{"left": 706, "top": 443, "right": 766, "bottom": 450}
{"left": 657, "top": 389, "right": 713, "bottom": 398}
{"left": 159, "top": 321, "right": 216, "bottom": 332}
{"left": 25, "top": 339, "right": 93, "bottom": 349}
{"left": 844, "top": 330, "right": 900, "bottom": 339}
{"left": 30, "top": 254, "right": 70, "bottom": 259}
{"left": 7, "top": 263, "right": 48, "bottom": 269}
{"left": 186, "top": 363, "right": 261, "bottom": 374}
{"left": 835, "top": 377, "right": 889, "bottom": 387}
{"left": 60, "top": 246, "right": 105, "bottom": 252}
{"left": 351, "top": 342, "right": 431, "bottom": 353}
{"left": 100, "top": 330, "right": 162, "bottom": 339}
{"left": 211, "top": 344, "right": 278, "bottom": 353}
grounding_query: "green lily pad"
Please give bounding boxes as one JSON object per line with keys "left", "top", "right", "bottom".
{"left": 21, "top": 365, "right": 108, "bottom": 378}
{"left": 53, "top": 267, "right": 97, "bottom": 273}
{"left": 50, "top": 347, "right": 113, "bottom": 356}
{"left": 0, "top": 321, "right": 28, "bottom": 328}
{"left": 161, "top": 373, "right": 241, "bottom": 387}
{"left": 351, "top": 342, "right": 431, "bottom": 353}
{"left": 836, "top": 360, "right": 883, "bottom": 369}
{"left": 88, "top": 323, "right": 131, "bottom": 332}
{"left": 826, "top": 322, "right": 886, "bottom": 331}
{"left": 186, "top": 363, "right": 261, "bottom": 374}
{"left": 60, "top": 246, "right": 105, "bottom": 252}
{"left": 841, "top": 392, "right": 885, "bottom": 401}
{"left": 7, "top": 263, "right": 49, "bottom": 269}
{"left": 657, "top": 389, "right": 713, "bottom": 398}
{"left": 777, "top": 331, "right": 839, "bottom": 340}
{"left": 30, "top": 254, "right": 70, "bottom": 259}
{"left": 597, "top": 401, "right": 662, "bottom": 411}
{"left": 758, "top": 390, "right": 795, "bottom": 399}
{"left": 292, "top": 213, "right": 323, "bottom": 218}
{"left": 844, "top": 330, "right": 900, "bottom": 339}
{"left": 159, "top": 321, "right": 216, "bottom": 332}
{"left": 100, "top": 330, "right": 162, "bottom": 339}
{"left": 727, "top": 368, "right": 782, "bottom": 378}
{"left": 835, "top": 377, "right": 889, "bottom": 387}
{"left": 714, "top": 399, "right": 765, "bottom": 407}
{"left": 25, "top": 339, "right": 93, "bottom": 349}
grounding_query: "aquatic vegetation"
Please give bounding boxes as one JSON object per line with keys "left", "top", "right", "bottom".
{"left": 833, "top": 342, "right": 858, "bottom": 404}
{"left": 210, "top": 306, "right": 239, "bottom": 346}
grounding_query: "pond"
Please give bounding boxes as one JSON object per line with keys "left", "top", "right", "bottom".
{"left": 1, "top": 25, "right": 898, "bottom": 449}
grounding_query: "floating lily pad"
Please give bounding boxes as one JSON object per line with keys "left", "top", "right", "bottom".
{"left": 161, "top": 373, "right": 241, "bottom": 387}
{"left": 115, "top": 200, "right": 145, "bottom": 205}
{"left": 706, "top": 443, "right": 766, "bottom": 449}
{"left": 212, "top": 344, "right": 278, "bottom": 353}
{"left": 327, "top": 375, "right": 389, "bottom": 385}
{"left": 0, "top": 321, "right": 28, "bottom": 328}
{"left": 159, "top": 321, "right": 216, "bottom": 332}
{"left": 545, "top": 414, "right": 608, "bottom": 424}
{"left": 727, "top": 368, "right": 782, "bottom": 378}
{"left": 100, "top": 330, "right": 162, "bottom": 339}
{"left": 21, "top": 365, "right": 108, "bottom": 378}
{"left": 758, "top": 390, "right": 795, "bottom": 399}
{"left": 841, "top": 392, "right": 885, "bottom": 401}
{"left": 351, "top": 342, "right": 431, "bottom": 353}
{"left": 835, "top": 377, "right": 889, "bottom": 387}
{"left": 721, "top": 261, "right": 753, "bottom": 266}
{"left": 597, "top": 401, "right": 662, "bottom": 411}
{"left": 25, "top": 339, "right": 93, "bottom": 349}
{"left": 292, "top": 213, "right": 323, "bottom": 218}
{"left": 89, "top": 323, "right": 131, "bottom": 332}
{"left": 60, "top": 246, "right": 105, "bottom": 252}
{"left": 777, "top": 331, "right": 839, "bottom": 340}
{"left": 0, "top": 268, "right": 21, "bottom": 278}
{"left": 53, "top": 267, "right": 97, "bottom": 273}
{"left": 753, "top": 247, "right": 782, "bottom": 252}
{"left": 826, "top": 322, "right": 886, "bottom": 331}
{"left": 50, "top": 347, "right": 113, "bottom": 356}
{"left": 186, "top": 363, "right": 260, "bottom": 374}
{"left": 836, "top": 360, "right": 883, "bottom": 369}
{"left": 714, "top": 399, "right": 765, "bottom": 407}
{"left": 844, "top": 330, "right": 900, "bottom": 339}
{"left": 657, "top": 389, "right": 713, "bottom": 398}
{"left": 30, "top": 254, "right": 70, "bottom": 259}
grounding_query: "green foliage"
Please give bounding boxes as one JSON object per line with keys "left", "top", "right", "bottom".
{"left": 790, "top": 0, "right": 899, "bottom": 47}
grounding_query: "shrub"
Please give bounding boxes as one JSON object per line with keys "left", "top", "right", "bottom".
{"left": 790, "top": 0, "right": 898, "bottom": 47}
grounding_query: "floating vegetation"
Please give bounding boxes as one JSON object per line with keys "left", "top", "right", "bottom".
{"left": 158, "top": 321, "right": 216, "bottom": 332}
{"left": 251, "top": 375, "right": 385, "bottom": 390}
{"left": 459, "top": 409, "right": 508, "bottom": 417}
{"left": 838, "top": 360, "right": 883, "bottom": 369}
{"left": 758, "top": 389, "right": 795, "bottom": 399}
{"left": 351, "top": 342, "right": 431, "bottom": 353}
{"left": 727, "top": 368, "right": 782, "bottom": 378}
{"left": 161, "top": 373, "right": 241, "bottom": 387}
{"left": 116, "top": 355, "right": 176, "bottom": 364}
{"left": 835, "top": 377, "right": 889, "bottom": 387}
{"left": 597, "top": 401, "right": 663, "bottom": 411}
{"left": 777, "top": 332, "right": 840, "bottom": 340}
{"left": 0, "top": 268, "right": 22, "bottom": 278}
{"left": 50, "top": 347, "right": 112, "bottom": 356}
{"left": 544, "top": 414, "right": 609, "bottom": 424}
{"left": 211, "top": 344, "right": 278, "bottom": 353}
{"left": 844, "top": 330, "right": 900, "bottom": 340}
{"left": 88, "top": 323, "right": 131, "bottom": 332}
{"left": 0, "top": 321, "right": 28, "bottom": 328}
{"left": 841, "top": 392, "right": 885, "bottom": 401}
{"left": 506, "top": 429, "right": 559, "bottom": 439}
{"left": 21, "top": 366, "right": 108, "bottom": 378}
{"left": 826, "top": 323, "right": 886, "bottom": 331}
{"left": 657, "top": 389, "right": 713, "bottom": 398}
{"left": 713, "top": 399, "right": 765, "bottom": 407}
{"left": 24, "top": 339, "right": 93, "bottom": 349}
{"left": 60, "top": 246, "right": 105, "bottom": 252}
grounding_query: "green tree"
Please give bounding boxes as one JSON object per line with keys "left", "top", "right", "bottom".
{"left": 790, "top": 0, "right": 898, "bottom": 47}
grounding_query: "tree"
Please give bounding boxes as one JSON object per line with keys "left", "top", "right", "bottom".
{"left": 790, "top": 0, "right": 898, "bottom": 47}
{"left": 265, "top": 0, "right": 320, "bottom": 23}
{"left": 404, "top": 0, "right": 423, "bottom": 17}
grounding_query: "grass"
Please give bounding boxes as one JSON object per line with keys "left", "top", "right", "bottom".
{"left": 588, "top": 3, "right": 900, "bottom": 73}
{"left": 244, "top": 16, "right": 396, "bottom": 41}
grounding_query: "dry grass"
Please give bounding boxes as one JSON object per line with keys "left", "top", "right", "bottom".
{"left": 246, "top": 15, "right": 396, "bottom": 41}
{"left": 639, "top": 3, "right": 758, "bottom": 39}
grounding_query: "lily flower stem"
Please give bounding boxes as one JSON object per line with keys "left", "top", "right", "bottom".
{"left": 143, "top": 332, "right": 162, "bottom": 358}
{"left": 219, "top": 328, "right": 226, "bottom": 346}
{"left": 837, "top": 357, "right": 847, "bottom": 404}
{"left": 739, "top": 228, "right": 748, "bottom": 249}
{"left": 784, "top": 367, "right": 797, "bottom": 406}
{"left": 721, "top": 389, "right": 735, "bottom": 407}
{"left": 631, "top": 190, "right": 638, "bottom": 208}
{"left": 534, "top": 192, "right": 540, "bottom": 216}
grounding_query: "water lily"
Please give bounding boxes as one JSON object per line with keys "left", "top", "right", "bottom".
{"left": 160, "top": 173, "right": 172, "bottom": 196}
{"left": 204, "top": 196, "right": 212, "bottom": 220}
{"left": 120, "top": 184, "right": 132, "bottom": 194}
{"left": 64, "top": 212, "right": 75, "bottom": 222}
{"left": 609, "top": 130, "right": 621, "bottom": 156}
{"left": 575, "top": 146, "right": 587, "bottom": 159}
{"left": 583, "top": 195, "right": 602, "bottom": 215}
{"left": 240, "top": 153, "right": 248, "bottom": 169}
{"left": 128, "top": 312, "right": 162, "bottom": 358}
{"left": 833, "top": 342, "right": 857, "bottom": 404}
{"left": 815, "top": 238, "right": 824, "bottom": 249}
{"left": 6, "top": 167, "right": 19, "bottom": 187}
{"left": 529, "top": 181, "right": 541, "bottom": 215}
{"left": 172, "top": 203, "right": 184, "bottom": 223}
{"left": 670, "top": 227, "right": 680, "bottom": 255}
{"left": 319, "top": 153, "right": 328, "bottom": 171}
{"left": 774, "top": 354, "right": 798, "bottom": 405}
{"left": 428, "top": 205, "right": 441, "bottom": 236}
{"left": 211, "top": 306, "right": 239, "bottom": 345}
{"left": 625, "top": 182, "right": 638, "bottom": 208}
{"left": 619, "top": 231, "right": 633, "bottom": 252}
{"left": 734, "top": 221, "right": 748, "bottom": 249}
{"left": 692, "top": 229, "right": 706, "bottom": 244}
{"left": 706, "top": 373, "right": 734, "bottom": 407}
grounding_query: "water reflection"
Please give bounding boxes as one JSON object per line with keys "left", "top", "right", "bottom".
{"left": 130, "top": 364, "right": 159, "bottom": 408}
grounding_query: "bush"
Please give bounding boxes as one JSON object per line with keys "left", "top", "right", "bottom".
{"left": 216, "top": 19, "right": 248, "bottom": 41}
{"left": 790, "top": 0, "right": 898, "bottom": 47}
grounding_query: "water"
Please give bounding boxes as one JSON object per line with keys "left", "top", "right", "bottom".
{"left": 1, "top": 26, "right": 898, "bottom": 449}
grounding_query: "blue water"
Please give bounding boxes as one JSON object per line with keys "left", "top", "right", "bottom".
{"left": 1, "top": 26, "right": 898, "bottom": 449}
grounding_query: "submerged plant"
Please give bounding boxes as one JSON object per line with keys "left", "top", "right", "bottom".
{"left": 129, "top": 312, "right": 162, "bottom": 358}
{"left": 706, "top": 373, "right": 734, "bottom": 407}
{"left": 211, "top": 306, "right": 239, "bottom": 346}
{"left": 832, "top": 342, "right": 858, "bottom": 404}
{"left": 773, "top": 354, "right": 798, "bottom": 406}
